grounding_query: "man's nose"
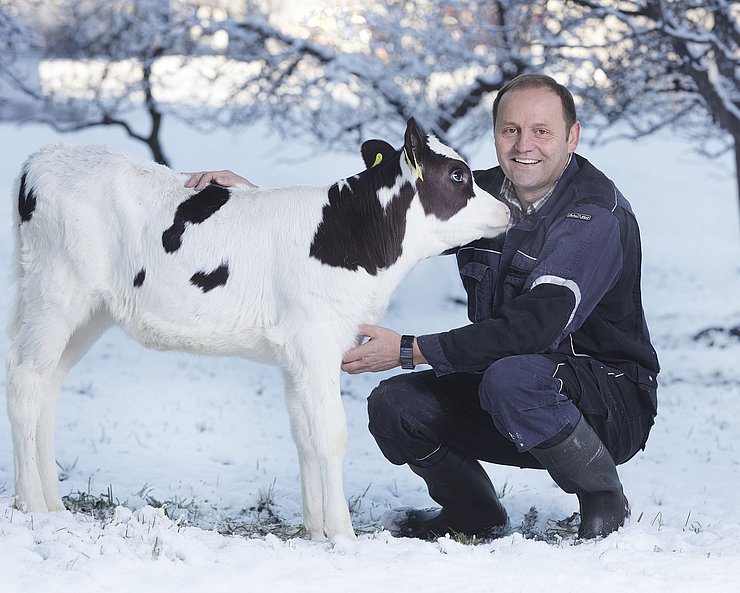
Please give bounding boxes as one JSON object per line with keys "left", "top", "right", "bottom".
{"left": 514, "top": 130, "right": 536, "bottom": 152}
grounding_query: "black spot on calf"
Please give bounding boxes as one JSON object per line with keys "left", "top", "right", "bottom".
{"left": 190, "top": 263, "right": 229, "bottom": 293}
{"left": 162, "top": 184, "right": 230, "bottom": 253}
{"left": 18, "top": 173, "right": 37, "bottom": 223}
{"left": 133, "top": 269, "right": 146, "bottom": 287}
{"left": 309, "top": 154, "right": 415, "bottom": 275}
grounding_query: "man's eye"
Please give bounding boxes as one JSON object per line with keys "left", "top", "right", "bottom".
{"left": 450, "top": 169, "right": 465, "bottom": 183}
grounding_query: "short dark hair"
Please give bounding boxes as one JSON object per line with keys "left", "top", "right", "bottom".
{"left": 492, "top": 73, "right": 577, "bottom": 132}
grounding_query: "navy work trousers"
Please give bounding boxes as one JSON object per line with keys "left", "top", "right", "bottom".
{"left": 367, "top": 354, "right": 656, "bottom": 469}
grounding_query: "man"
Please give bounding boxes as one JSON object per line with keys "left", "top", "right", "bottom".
{"left": 186, "top": 74, "right": 659, "bottom": 541}
{"left": 339, "top": 73, "right": 659, "bottom": 540}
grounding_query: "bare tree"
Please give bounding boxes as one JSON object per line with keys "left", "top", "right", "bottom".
{"left": 17, "top": 0, "right": 212, "bottom": 165}
{"left": 3, "top": 0, "right": 281, "bottom": 166}
{"left": 562, "top": 0, "right": 740, "bottom": 220}
{"left": 1, "top": 0, "right": 327, "bottom": 166}
{"left": 0, "top": 1, "right": 605, "bottom": 169}
{"left": 7, "top": 0, "right": 735, "bottom": 225}
{"left": 221, "top": 0, "right": 580, "bottom": 156}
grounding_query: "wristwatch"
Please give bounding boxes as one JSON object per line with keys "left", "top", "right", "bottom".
{"left": 400, "top": 334, "right": 415, "bottom": 370}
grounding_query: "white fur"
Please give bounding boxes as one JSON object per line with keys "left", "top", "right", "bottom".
{"left": 6, "top": 139, "right": 510, "bottom": 541}
{"left": 427, "top": 135, "right": 464, "bottom": 161}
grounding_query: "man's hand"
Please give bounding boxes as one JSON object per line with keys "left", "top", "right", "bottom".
{"left": 342, "top": 324, "right": 426, "bottom": 374}
{"left": 184, "top": 170, "right": 257, "bottom": 191}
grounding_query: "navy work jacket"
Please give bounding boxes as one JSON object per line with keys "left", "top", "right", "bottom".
{"left": 417, "top": 154, "right": 660, "bottom": 412}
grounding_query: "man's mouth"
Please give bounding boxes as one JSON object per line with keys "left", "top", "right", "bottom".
{"left": 513, "top": 158, "right": 540, "bottom": 165}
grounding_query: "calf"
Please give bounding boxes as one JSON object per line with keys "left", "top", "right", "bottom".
{"left": 6, "top": 118, "right": 510, "bottom": 540}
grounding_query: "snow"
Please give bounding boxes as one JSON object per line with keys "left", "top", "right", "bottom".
{"left": 0, "top": 117, "right": 739, "bottom": 593}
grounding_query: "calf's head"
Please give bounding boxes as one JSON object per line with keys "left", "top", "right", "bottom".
{"left": 399, "top": 118, "right": 510, "bottom": 250}
{"left": 309, "top": 118, "right": 509, "bottom": 276}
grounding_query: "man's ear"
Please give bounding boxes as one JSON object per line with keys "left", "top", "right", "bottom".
{"left": 360, "top": 139, "right": 395, "bottom": 169}
{"left": 568, "top": 121, "right": 581, "bottom": 154}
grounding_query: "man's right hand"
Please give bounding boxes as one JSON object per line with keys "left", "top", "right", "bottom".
{"left": 184, "top": 170, "right": 257, "bottom": 191}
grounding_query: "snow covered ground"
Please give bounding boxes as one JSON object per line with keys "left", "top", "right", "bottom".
{"left": 0, "top": 116, "right": 738, "bottom": 593}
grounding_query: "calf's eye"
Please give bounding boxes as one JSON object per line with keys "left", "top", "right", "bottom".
{"left": 450, "top": 169, "right": 465, "bottom": 183}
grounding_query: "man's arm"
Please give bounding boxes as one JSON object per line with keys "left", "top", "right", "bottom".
{"left": 339, "top": 284, "right": 572, "bottom": 375}
{"left": 423, "top": 206, "right": 624, "bottom": 374}
{"left": 417, "top": 283, "right": 575, "bottom": 374}
{"left": 346, "top": 204, "right": 624, "bottom": 376}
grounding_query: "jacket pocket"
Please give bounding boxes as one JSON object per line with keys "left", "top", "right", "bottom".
{"left": 459, "top": 261, "right": 493, "bottom": 322}
{"left": 503, "top": 250, "right": 537, "bottom": 300}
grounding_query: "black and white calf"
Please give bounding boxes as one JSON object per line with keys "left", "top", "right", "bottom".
{"left": 6, "top": 118, "right": 510, "bottom": 540}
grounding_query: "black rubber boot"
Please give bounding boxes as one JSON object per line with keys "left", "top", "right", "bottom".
{"left": 530, "top": 416, "right": 630, "bottom": 540}
{"left": 388, "top": 449, "right": 508, "bottom": 540}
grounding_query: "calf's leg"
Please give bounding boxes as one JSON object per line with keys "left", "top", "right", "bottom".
{"left": 283, "top": 371, "right": 325, "bottom": 539}
{"left": 283, "top": 351, "right": 355, "bottom": 541}
{"left": 37, "top": 308, "right": 112, "bottom": 510}
{"left": 7, "top": 271, "right": 106, "bottom": 512}
{"left": 7, "top": 352, "right": 51, "bottom": 512}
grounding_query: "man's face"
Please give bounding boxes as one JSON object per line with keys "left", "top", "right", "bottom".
{"left": 494, "top": 86, "right": 580, "bottom": 206}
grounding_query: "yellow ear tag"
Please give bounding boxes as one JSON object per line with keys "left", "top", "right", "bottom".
{"left": 403, "top": 147, "right": 424, "bottom": 181}
{"left": 372, "top": 152, "right": 383, "bottom": 167}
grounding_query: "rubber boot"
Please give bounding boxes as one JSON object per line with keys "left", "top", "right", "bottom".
{"left": 530, "top": 416, "right": 630, "bottom": 539}
{"left": 389, "top": 449, "right": 508, "bottom": 540}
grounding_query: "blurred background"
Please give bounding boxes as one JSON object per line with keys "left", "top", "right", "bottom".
{"left": 1, "top": 0, "right": 737, "bottom": 226}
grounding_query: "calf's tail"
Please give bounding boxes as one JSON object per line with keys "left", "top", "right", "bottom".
{"left": 6, "top": 159, "right": 34, "bottom": 340}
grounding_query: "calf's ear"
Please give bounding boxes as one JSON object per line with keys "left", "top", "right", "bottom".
{"left": 361, "top": 139, "right": 395, "bottom": 169}
{"left": 404, "top": 117, "right": 428, "bottom": 162}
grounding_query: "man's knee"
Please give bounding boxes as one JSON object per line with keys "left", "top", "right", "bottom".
{"left": 367, "top": 375, "right": 412, "bottom": 437}
{"left": 367, "top": 373, "right": 439, "bottom": 465}
{"left": 478, "top": 355, "right": 580, "bottom": 452}
{"left": 478, "top": 355, "right": 554, "bottom": 417}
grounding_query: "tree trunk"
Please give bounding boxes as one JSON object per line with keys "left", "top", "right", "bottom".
{"left": 142, "top": 57, "right": 169, "bottom": 167}
{"left": 146, "top": 107, "right": 169, "bottom": 167}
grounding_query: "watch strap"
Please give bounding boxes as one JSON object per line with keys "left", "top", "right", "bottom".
{"left": 400, "top": 334, "right": 415, "bottom": 370}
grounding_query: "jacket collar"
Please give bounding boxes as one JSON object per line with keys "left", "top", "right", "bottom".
{"left": 473, "top": 153, "right": 619, "bottom": 231}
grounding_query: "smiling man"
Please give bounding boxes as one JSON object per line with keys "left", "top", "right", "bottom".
{"left": 342, "top": 74, "right": 660, "bottom": 541}
{"left": 494, "top": 82, "right": 579, "bottom": 213}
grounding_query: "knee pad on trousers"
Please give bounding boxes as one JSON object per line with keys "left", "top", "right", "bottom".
{"left": 478, "top": 355, "right": 581, "bottom": 452}
{"left": 367, "top": 375, "right": 448, "bottom": 466}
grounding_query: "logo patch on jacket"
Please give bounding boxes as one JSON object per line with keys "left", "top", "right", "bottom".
{"left": 566, "top": 212, "right": 592, "bottom": 221}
